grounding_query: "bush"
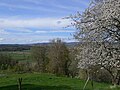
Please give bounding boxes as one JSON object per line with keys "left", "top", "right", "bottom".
{"left": 0, "top": 53, "right": 18, "bottom": 70}
{"left": 79, "top": 66, "right": 112, "bottom": 83}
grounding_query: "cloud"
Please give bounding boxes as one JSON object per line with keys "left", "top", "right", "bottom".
{"left": 0, "top": 2, "right": 57, "bottom": 12}
{"left": 0, "top": 0, "right": 87, "bottom": 15}
{"left": 35, "top": 30, "right": 75, "bottom": 34}
{"left": 0, "top": 35, "right": 73, "bottom": 44}
{"left": 35, "top": 31, "right": 47, "bottom": 33}
{"left": 0, "top": 0, "right": 89, "bottom": 44}
{"left": 22, "top": 0, "right": 43, "bottom": 5}
{"left": 51, "top": 3, "right": 86, "bottom": 12}
{"left": 72, "top": 0, "right": 90, "bottom": 6}
{"left": 22, "top": 0, "right": 87, "bottom": 11}
{"left": 0, "top": 2, "right": 82, "bottom": 13}
{"left": 0, "top": 29, "right": 9, "bottom": 35}
{"left": 0, "top": 17, "right": 75, "bottom": 44}
{"left": 0, "top": 17, "right": 71, "bottom": 29}
{"left": 10, "top": 28, "right": 33, "bottom": 33}
{"left": 0, "top": 38, "right": 4, "bottom": 42}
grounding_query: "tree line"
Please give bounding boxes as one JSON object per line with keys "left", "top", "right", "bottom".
{"left": 31, "top": 39, "right": 78, "bottom": 77}
{"left": 0, "top": 39, "right": 78, "bottom": 78}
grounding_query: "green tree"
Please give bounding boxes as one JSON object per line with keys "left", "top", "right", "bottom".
{"left": 48, "top": 39, "right": 70, "bottom": 76}
{"left": 0, "top": 53, "right": 17, "bottom": 70}
{"left": 68, "top": 47, "right": 79, "bottom": 78}
{"left": 31, "top": 46, "right": 48, "bottom": 72}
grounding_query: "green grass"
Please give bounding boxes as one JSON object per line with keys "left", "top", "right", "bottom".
{"left": 3, "top": 51, "right": 32, "bottom": 62}
{"left": 0, "top": 73, "right": 119, "bottom": 90}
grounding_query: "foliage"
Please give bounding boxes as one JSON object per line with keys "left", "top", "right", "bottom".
{"left": 31, "top": 46, "right": 48, "bottom": 72}
{"left": 0, "top": 53, "right": 18, "bottom": 70}
{"left": 47, "top": 39, "right": 70, "bottom": 76}
{"left": 68, "top": 47, "right": 79, "bottom": 78}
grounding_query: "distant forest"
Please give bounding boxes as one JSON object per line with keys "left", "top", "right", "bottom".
{"left": 0, "top": 42, "right": 77, "bottom": 51}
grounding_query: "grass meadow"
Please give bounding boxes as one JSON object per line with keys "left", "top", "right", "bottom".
{"left": 0, "top": 73, "right": 116, "bottom": 90}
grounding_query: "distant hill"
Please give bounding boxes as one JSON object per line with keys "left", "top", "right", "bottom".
{"left": 0, "top": 42, "right": 78, "bottom": 51}
{"left": 0, "top": 44, "right": 31, "bottom": 51}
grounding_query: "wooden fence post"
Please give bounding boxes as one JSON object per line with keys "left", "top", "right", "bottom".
{"left": 18, "top": 78, "right": 22, "bottom": 90}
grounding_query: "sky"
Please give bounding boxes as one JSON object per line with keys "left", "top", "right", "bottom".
{"left": 0, "top": 0, "right": 90, "bottom": 44}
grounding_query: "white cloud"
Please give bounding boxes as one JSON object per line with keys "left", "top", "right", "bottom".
{"left": 0, "top": 2, "right": 58, "bottom": 12}
{"left": 0, "top": 38, "right": 4, "bottom": 42}
{"left": 1, "top": 35, "right": 73, "bottom": 44}
{"left": 22, "top": 0, "right": 42, "bottom": 5}
{"left": 0, "top": 29, "right": 9, "bottom": 35}
{"left": 0, "top": 17, "right": 75, "bottom": 44}
{"left": 72, "top": 0, "right": 90, "bottom": 6}
{"left": 12, "top": 28, "right": 33, "bottom": 33}
{"left": 35, "top": 30, "right": 75, "bottom": 34}
{"left": 0, "top": 18, "right": 71, "bottom": 29}
{"left": 0, "top": 2, "right": 83, "bottom": 13}
{"left": 35, "top": 31, "right": 47, "bottom": 33}
{"left": 51, "top": 3, "right": 86, "bottom": 12}
{"left": 0, "top": 0, "right": 89, "bottom": 19}
{"left": 22, "top": 0, "right": 87, "bottom": 11}
{"left": 51, "top": 30, "right": 75, "bottom": 33}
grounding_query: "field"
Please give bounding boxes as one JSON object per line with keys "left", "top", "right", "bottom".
{"left": 0, "top": 73, "right": 117, "bottom": 90}
{"left": 0, "top": 51, "right": 119, "bottom": 90}
{"left": 3, "top": 51, "right": 32, "bottom": 62}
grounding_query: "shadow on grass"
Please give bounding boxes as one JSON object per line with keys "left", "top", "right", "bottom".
{"left": 0, "top": 84, "right": 73, "bottom": 90}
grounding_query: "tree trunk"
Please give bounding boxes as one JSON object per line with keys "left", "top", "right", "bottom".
{"left": 83, "top": 76, "right": 89, "bottom": 90}
{"left": 18, "top": 78, "right": 22, "bottom": 90}
{"left": 111, "top": 76, "right": 119, "bottom": 86}
{"left": 91, "top": 73, "right": 94, "bottom": 89}
{"left": 83, "top": 70, "right": 90, "bottom": 90}
{"left": 117, "top": 76, "right": 120, "bottom": 85}
{"left": 112, "top": 78, "right": 116, "bottom": 86}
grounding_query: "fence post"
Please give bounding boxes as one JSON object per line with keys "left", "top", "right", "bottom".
{"left": 18, "top": 78, "right": 22, "bottom": 90}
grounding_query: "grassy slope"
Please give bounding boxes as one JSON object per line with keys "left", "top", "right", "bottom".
{"left": 0, "top": 73, "right": 118, "bottom": 90}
